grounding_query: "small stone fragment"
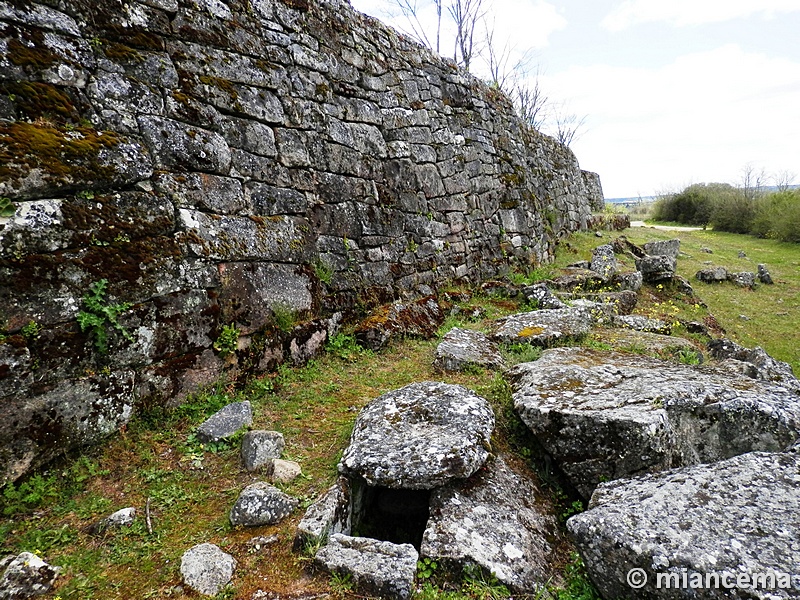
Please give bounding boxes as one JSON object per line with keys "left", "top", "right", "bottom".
{"left": 230, "top": 482, "right": 299, "bottom": 527}
{"left": 180, "top": 543, "right": 236, "bottom": 597}
{"left": 271, "top": 459, "right": 302, "bottom": 483}
{"left": 433, "top": 328, "right": 506, "bottom": 372}
{"left": 241, "top": 430, "right": 285, "bottom": 472}
{"left": 197, "top": 401, "right": 253, "bottom": 443}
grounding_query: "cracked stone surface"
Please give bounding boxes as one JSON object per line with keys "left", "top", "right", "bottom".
{"left": 421, "top": 456, "right": 559, "bottom": 593}
{"left": 314, "top": 534, "right": 418, "bottom": 600}
{"left": 510, "top": 347, "right": 800, "bottom": 498}
{"left": 433, "top": 327, "right": 506, "bottom": 372}
{"left": 490, "top": 307, "right": 593, "bottom": 346}
{"left": 339, "top": 382, "right": 494, "bottom": 489}
{"left": 569, "top": 450, "right": 800, "bottom": 600}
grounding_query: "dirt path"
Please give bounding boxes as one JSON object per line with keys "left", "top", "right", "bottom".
{"left": 629, "top": 221, "right": 705, "bottom": 232}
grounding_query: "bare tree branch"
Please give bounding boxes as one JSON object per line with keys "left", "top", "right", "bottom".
{"left": 551, "top": 105, "right": 587, "bottom": 147}
{"left": 387, "top": 0, "right": 438, "bottom": 51}
{"left": 448, "top": 0, "right": 487, "bottom": 71}
{"left": 773, "top": 169, "right": 796, "bottom": 192}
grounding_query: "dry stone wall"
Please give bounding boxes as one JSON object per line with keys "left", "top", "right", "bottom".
{"left": 0, "top": 0, "right": 602, "bottom": 482}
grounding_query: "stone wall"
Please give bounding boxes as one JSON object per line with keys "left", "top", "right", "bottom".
{"left": 0, "top": 0, "right": 603, "bottom": 482}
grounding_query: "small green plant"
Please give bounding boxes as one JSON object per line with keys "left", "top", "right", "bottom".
{"left": 552, "top": 553, "right": 602, "bottom": 600}
{"left": 271, "top": 303, "right": 297, "bottom": 332}
{"left": 417, "top": 557, "right": 439, "bottom": 582}
{"left": 2, "top": 472, "right": 60, "bottom": 516}
{"left": 326, "top": 333, "right": 370, "bottom": 361}
{"left": 0, "top": 196, "right": 16, "bottom": 218}
{"left": 329, "top": 571, "right": 354, "bottom": 595}
{"left": 76, "top": 190, "right": 95, "bottom": 200}
{"left": 213, "top": 324, "right": 239, "bottom": 356}
{"left": 313, "top": 257, "right": 334, "bottom": 285}
{"left": 20, "top": 320, "right": 42, "bottom": 340}
{"left": 501, "top": 342, "right": 542, "bottom": 365}
{"left": 76, "top": 279, "right": 133, "bottom": 354}
{"left": 560, "top": 499, "right": 584, "bottom": 522}
{"left": 461, "top": 564, "right": 510, "bottom": 600}
{"left": 677, "top": 348, "right": 702, "bottom": 365}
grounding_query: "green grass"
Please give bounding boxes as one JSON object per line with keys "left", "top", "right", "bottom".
{"left": 555, "top": 229, "right": 800, "bottom": 373}
{"left": 3, "top": 226, "right": 793, "bottom": 599}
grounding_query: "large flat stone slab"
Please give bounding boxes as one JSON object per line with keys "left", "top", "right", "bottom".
{"left": 510, "top": 347, "right": 800, "bottom": 498}
{"left": 339, "top": 382, "right": 494, "bottom": 489}
{"left": 490, "top": 307, "right": 592, "bottom": 347}
{"left": 569, "top": 450, "right": 800, "bottom": 599}
{"left": 421, "top": 456, "right": 558, "bottom": 593}
{"left": 433, "top": 328, "right": 506, "bottom": 372}
{"left": 314, "top": 534, "right": 418, "bottom": 600}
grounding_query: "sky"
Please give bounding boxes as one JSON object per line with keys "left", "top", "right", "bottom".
{"left": 348, "top": 0, "right": 800, "bottom": 199}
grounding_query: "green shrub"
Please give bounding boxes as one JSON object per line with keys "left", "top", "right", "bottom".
{"left": 752, "top": 189, "right": 800, "bottom": 242}
{"left": 213, "top": 324, "right": 239, "bottom": 356}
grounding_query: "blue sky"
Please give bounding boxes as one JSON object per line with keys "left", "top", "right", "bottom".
{"left": 349, "top": 0, "right": 800, "bottom": 198}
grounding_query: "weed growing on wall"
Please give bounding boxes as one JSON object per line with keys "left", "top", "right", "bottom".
{"left": 76, "top": 279, "right": 133, "bottom": 354}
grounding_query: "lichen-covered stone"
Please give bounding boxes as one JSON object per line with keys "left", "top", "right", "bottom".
{"left": 229, "top": 482, "right": 299, "bottom": 527}
{"left": 0, "top": 552, "right": 60, "bottom": 599}
{"left": 339, "top": 382, "right": 494, "bottom": 489}
{"left": 613, "top": 314, "right": 672, "bottom": 335}
{"left": 1, "top": 370, "right": 135, "bottom": 484}
{"left": 421, "top": 456, "right": 558, "bottom": 593}
{"left": 589, "top": 244, "right": 617, "bottom": 279}
{"left": 180, "top": 543, "right": 236, "bottom": 597}
{"left": 491, "top": 307, "right": 592, "bottom": 346}
{"left": 355, "top": 297, "right": 444, "bottom": 351}
{"left": 293, "top": 477, "right": 350, "bottom": 552}
{"left": 521, "top": 283, "right": 567, "bottom": 309}
{"left": 696, "top": 266, "right": 729, "bottom": 283}
{"left": 590, "top": 328, "right": 701, "bottom": 360}
{"left": 241, "top": 430, "right": 285, "bottom": 472}
{"left": 636, "top": 254, "right": 676, "bottom": 282}
{"left": 643, "top": 238, "right": 680, "bottom": 258}
{"left": 314, "top": 534, "right": 418, "bottom": 600}
{"left": 510, "top": 347, "right": 800, "bottom": 498}
{"left": 569, "top": 451, "right": 800, "bottom": 600}
{"left": 433, "top": 328, "right": 506, "bottom": 372}
{"left": 728, "top": 271, "right": 756, "bottom": 288}
{"left": 757, "top": 263, "right": 774, "bottom": 284}
{"left": 708, "top": 339, "right": 799, "bottom": 391}
{"left": 196, "top": 401, "right": 252, "bottom": 443}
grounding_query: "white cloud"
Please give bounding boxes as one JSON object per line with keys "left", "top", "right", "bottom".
{"left": 541, "top": 45, "right": 800, "bottom": 196}
{"left": 601, "top": 0, "right": 800, "bottom": 31}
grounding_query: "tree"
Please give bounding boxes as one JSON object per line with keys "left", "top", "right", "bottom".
{"left": 772, "top": 169, "right": 796, "bottom": 192}
{"left": 387, "top": 0, "right": 485, "bottom": 70}
{"left": 551, "top": 104, "right": 586, "bottom": 147}
{"left": 388, "top": 0, "right": 443, "bottom": 54}
{"left": 448, "top": 0, "right": 486, "bottom": 70}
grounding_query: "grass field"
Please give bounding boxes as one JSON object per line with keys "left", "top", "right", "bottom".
{"left": 1, "top": 226, "right": 796, "bottom": 600}
{"left": 557, "top": 226, "right": 800, "bottom": 373}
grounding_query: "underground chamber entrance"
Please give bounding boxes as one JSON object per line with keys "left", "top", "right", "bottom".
{"left": 351, "top": 484, "right": 431, "bottom": 550}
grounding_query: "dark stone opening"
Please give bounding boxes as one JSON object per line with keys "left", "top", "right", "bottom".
{"left": 352, "top": 484, "right": 431, "bottom": 550}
